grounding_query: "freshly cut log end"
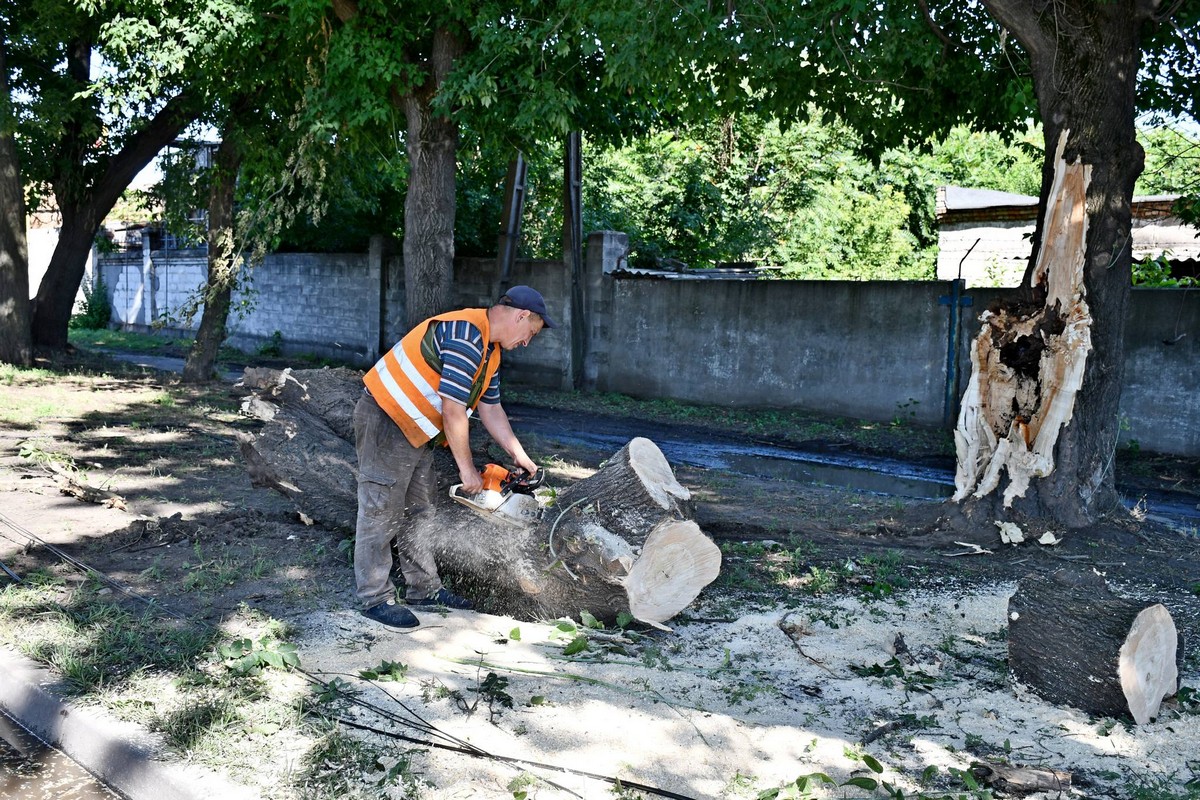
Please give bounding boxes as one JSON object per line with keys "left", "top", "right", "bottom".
{"left": 555, "top": 437, "right": 692, "bottom": 548}
{"left": 624, "top": 436, "right": 691, "bottom": 507}
{"left": 624, "top": 520, "right": 721, "bottom": 629}
{"left": 1119, "top": 604, "right": 1179, "bottom": 725}
{"left": 1008, "top": 569, "right": 1181, "bottom": 723}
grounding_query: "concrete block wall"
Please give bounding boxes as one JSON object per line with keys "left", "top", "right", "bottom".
{"left": 96, "top": 236, "right": 1200, "bottom": 457}
{"left": 100, "top": 249, "right": 207, "bottom": 329}
{"left": 599, "top": 277, "right": 950, "bottom": 426}
{"left": 453, "top": 257, "right": 573, "bottom": 390}
{"left": 226, "top": 252, "right": 376, "bottom": 364}
{"left": 1109, "top": 289, "right": 1199, "bottom": 456}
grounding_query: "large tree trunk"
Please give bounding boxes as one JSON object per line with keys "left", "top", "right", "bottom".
{"left": 183, "top": 123, "right": 244, "bottom": 383}
{"left": 959, "top": 1, "right": 1153, "bottom": 528}
{"left": 29, "top": 34, "right": 196, "bottom": 348}
{"left": 1008, "top": 569, "right": 1181, "bottom": 724}
{"left": 0, "top": 37, "right": 31, "bottom": 367}
{"left": 236, "top": 368, "right": 722, "bottom": 627}
{"left": 401, "top": 27, "right": 462, "bottom": 329}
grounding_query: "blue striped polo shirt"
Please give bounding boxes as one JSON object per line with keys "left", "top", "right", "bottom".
{"left": 434, "top": 319, "right": 501, "bottom": 407}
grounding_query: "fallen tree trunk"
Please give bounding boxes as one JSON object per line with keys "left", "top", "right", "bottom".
{"left": 1008, "top": 568, "right": 1181, "bottom": 724}
{"left": 237, "top": 367, "right": 721, "bottom": 627}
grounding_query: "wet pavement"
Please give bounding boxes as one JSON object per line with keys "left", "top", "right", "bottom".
{"left": 0, "top": 709, "right": 124, "bottom": 799}
{"left": 507, "top": 404, "right": 1200, "bottom": 526}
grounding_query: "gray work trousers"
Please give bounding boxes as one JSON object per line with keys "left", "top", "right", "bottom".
{"left": 353, "top": 390, "right": 441, "bottom": 608}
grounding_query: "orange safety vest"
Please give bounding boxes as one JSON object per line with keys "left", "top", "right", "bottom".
{"left": 363, "top": 309, "right": 501, "bottom": 448}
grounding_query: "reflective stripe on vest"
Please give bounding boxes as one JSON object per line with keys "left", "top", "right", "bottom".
{"left": 363, "top": 308, "right": 501, "bottom": 448}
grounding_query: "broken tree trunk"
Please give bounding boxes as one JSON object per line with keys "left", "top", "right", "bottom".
{"left": 1008, "top": 568, "right": 1181, "bottom": 724}
{"left": 237, "top": 367, "right": 721, "bottom": 627}
{"left": 953, "top": 131, "right": 1093, "bottom": 510}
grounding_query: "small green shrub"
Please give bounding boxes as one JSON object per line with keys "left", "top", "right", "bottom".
{"left": 257, "top": 330, "right": 284, "bottom": 357}
{"left": 70, "top": 276, "right": 112, "bottom": 330}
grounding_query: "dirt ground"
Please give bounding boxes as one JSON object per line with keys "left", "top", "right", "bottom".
{"left": 2, "top": 347, "right": 1200, "bottom": 799}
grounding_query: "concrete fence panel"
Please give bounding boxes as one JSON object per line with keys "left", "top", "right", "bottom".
{"left": 96, "top": 237, "right": 1200, "bottom": 457}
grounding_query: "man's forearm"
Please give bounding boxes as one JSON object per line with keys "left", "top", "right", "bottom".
{"left": 442, "top": 400, "right": 479, "bottom": 487}
{"left": 478, "top": 403, "right": 536, "bottom": 473}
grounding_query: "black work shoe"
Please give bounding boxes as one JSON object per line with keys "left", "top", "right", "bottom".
{"left": 407, "top": 588, "right": 473, "bottom": 610}
{"left": 362, "top": 601, "right": 419, "bottom": 628}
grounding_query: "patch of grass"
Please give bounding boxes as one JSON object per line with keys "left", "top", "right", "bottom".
{"left": 70, "top": 327, "right": 192, "bottom": 355}
{"left": 0, "top": 362, "right": 54, "bottom": 384}
{"left": 720, "top": 543, "right": 911, "bottom": 602}
{"left": 0, "top": 575, "right": 216, "bottom": 693}
{"left": 1127, "top": 772, "right": 1200, "bottom": 800}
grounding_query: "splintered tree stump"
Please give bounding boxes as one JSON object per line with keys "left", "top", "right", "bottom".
{"left": 1008, "top": 569, "right": 1181, "bottom": 723}
{"left": 953, "top": 131, "right": 1093, "bottom": 508}
{"left": 237, "top": 368, "right": 721, "bottom": 627}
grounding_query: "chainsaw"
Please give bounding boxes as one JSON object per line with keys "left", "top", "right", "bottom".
{"left": 449, "top": 463, "right": 544, "bottom": 524}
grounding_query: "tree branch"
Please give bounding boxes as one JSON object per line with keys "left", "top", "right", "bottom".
{"left": 916, "top": 0, "right": 959, "bottom": 58}
{"left": 981, "top": 0, "right": 1055, "bottom": 58}
{"left": 94, "top": 91, "right": 199, "bottom": 217}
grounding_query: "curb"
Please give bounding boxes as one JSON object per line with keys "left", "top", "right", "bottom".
{"left": 0, "top": 646, "right": 258, "bottom": 800}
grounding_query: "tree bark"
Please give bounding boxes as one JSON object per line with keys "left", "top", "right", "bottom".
{"left": 0, "top": 37, "right": 31, "bottom": 367}
{"left": 236, "top": 368, "right": 722, "bottom": 627}
{"left": 401, "top": 27, "right": 462, "bottom": 329}
{"left": 1008, "top": 568, "right": 1181, "bottom": 724}
{"left": 958, "top": 0, "right": 1156, "bottom": 527}
{"left": 954, "top": 133, "right": 1093, "bottom": 511}
{"left": 183, "top": 121, "right": 245, "bottom": 382}
{"left": 29, "top": 31, "right": 197, "bottom": 348}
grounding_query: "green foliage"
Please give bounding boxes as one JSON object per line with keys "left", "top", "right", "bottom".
{"left": 1137, "top": 126, "right": 1200, "bottom": 197}
{"left": 850, "top": 657, "right": 938, "bottom": 692}
{"left": 257, "top": 330, "right": 284, "bottom": 358}
{"left": 757, "top": 757, "right": 993, "bottom": 800}
{"left": 576, "top": 114, "right": 1046, "bottom": 279}
{"left": 1133, "top": 253, "right": 1197, "bottom": 288}
{"left": 358, "top": 660, "right": 408, "bottom": 682}
{"left": 299, "top": 724, "right": 418, "bottom": 798}
{"left": 217, "top": 636, "right": 300, "bottom": 676}
{"left": 69, "top": 276, "right": 112, "bottom": 331}
{"left": 477, "top": 672, "right": 514, "bottom": 712}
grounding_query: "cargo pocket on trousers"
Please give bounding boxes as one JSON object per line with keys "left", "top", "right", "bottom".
{"left": 357, "top": 475, "right": 395, "bottom": 520}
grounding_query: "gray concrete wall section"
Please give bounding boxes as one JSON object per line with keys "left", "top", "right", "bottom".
{"left": 102, "top": 250, "right": 207, "bottom": 330}
{"left": 1121, "top": 289, "right": 1200, "bottom": 455}
{"left": 227, "top": 252, "right": 375, "bottom": 364}
{"left": 454, "top": 257, "right": 574, "bottom": 390}
{"left": 95, "top": 241, "right": 1200, "bottom": 457}
{"left": 601, "top": 278, "right": 951, "bottom": 426}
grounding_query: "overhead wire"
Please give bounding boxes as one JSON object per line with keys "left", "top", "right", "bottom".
{"left": 0, "top": 509, "right": 702, "bottom": 800}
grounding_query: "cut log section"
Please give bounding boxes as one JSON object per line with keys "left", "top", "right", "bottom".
{"left": 1007, "top": 569, "right": 1181, "bottom": 723}
{"left": 237, "top": 368, "right": 721, "bottom": 627}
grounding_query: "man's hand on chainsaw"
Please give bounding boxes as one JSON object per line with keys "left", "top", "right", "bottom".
{"left": 457, "top": 464, "right": 484, "bottom": 495}
{"left": 514, "top": 455, "right": 538, "bottom": 479}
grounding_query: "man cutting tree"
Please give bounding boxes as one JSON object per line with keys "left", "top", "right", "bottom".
{"left": 354, "top": 286, "right": 557, "bottom": 629}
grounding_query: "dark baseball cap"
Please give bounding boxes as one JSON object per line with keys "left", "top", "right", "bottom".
{"left": 500, "top": 285, "right": 558, "bottom": 328}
